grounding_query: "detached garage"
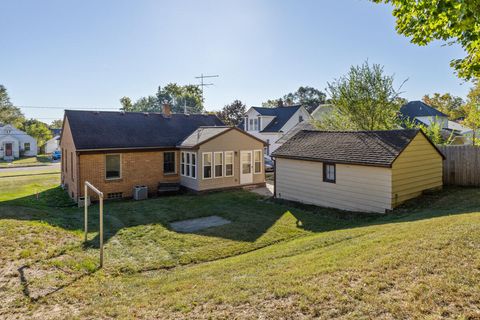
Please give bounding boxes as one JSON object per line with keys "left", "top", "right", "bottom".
{"left": 272, "top": 129, "right": 444, "bottom": 213}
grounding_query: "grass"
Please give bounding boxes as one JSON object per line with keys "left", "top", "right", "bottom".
{"left": 0, "top": 155, "right": 53, "bottom": 167}
{"left": 1, "top": 173, "right": 479, "bottom": 318}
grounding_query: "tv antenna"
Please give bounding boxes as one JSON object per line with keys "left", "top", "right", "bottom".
{"left": 195, "top": 73, "right": 219, "bottom": 103}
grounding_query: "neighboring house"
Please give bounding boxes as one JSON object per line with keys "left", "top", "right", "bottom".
{"left": 239, "top": 105, "right": 311, "bottom": 155}
{"left": 444, "top": 120, "right": 479, "bottom": 145}
{"left": 309, "top": 104, "right": 333, "bottom": 121}
{"left": 45, "top": 135, "right": 61, "bottom": 154}
{"left": 400, "top": 101, "right": 449, "bottom": 128}
{"left": 60, "top": 107, "right": 266, "bottom": 202}
{"left": 272, "top": 129, "right": 444, "bottom": 213}
{"left": 0, "top": 124, "right": 37, "bottom": 160}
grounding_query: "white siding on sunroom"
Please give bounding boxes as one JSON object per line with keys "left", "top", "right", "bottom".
{"left": 275, "top": 158, "right": 393, "bottom": 213}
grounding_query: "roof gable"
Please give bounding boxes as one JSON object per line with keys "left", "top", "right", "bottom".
{"left": 272, "top": 129, "right": 439, "bottom": 167}
{"left": 65, "top": 110, "right": 225, "bottom": 150}
{"left": 400, "top": 101, "right": 448, "bottom": 119}
{"left": 251, "top": 105, "right": 302, "bottom": 132}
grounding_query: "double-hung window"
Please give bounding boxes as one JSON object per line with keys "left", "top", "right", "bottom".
{"left": 254, "top": 150, "right": 262, "bottom": 174}
{"left": 24, "top": 143, "right": 30, "bottom": 151}
{"left": 106, "top": 154, "right": 121, "bottom": 179}
{"left": 214, "top": 152, "right": 223, "bottom": 178}
{"left": 181, "top": 152, "right": 197, "bottom": 179}
{"left": 203, "top": 153, "right": 212, "bottom": 179}
{"left": 323, "top": 163, "right": 336, "bottom": 183}
{"left": 225, "top": 151, "right": 234, "bottom": 177}
{"left": 164, "top": 152, "right": 176, "bottom": 174}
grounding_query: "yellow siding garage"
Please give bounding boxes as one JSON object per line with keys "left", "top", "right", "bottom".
{"left": 391, "top": 133, "right": 443, "bottom": 206}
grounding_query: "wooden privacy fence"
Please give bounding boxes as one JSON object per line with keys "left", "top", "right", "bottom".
{"left": 437, "top": 145, "right": 480, "bottom": 186}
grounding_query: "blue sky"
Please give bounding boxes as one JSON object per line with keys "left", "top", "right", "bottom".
{"left": 0, "top": 0, "right": 472, "bottom": 122}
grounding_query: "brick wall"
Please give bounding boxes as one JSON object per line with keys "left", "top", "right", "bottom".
{"left": 78, "top": 150, "right": 180, "bottom": 200}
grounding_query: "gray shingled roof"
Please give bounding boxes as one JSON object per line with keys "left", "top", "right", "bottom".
{"left": 252, "top": 105, "right": 302, "bottom": 132}
{"left": 272, "top": 129, "right": 441, "bottom": 167}
{"left": 178, "top": 127, "right": 230, "bottom": 148}
{"left": 400, "top": 101, "right": 448, "bottom": 119}
{"left": 65, "top": 110, "right": 224, "bottom": 150}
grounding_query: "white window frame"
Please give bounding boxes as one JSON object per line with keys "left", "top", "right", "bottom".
{"left": 202, "top": 152, "right": 213, "bottom": 179}
{"left": 181, "top": 151, "right": 197, "bottom": 179}
{"left": 181, "top": 152, "right": 185, "bottom": 176}
{"left": 191, "top": 152, "right": 197, "bottom": 179}
{"left": 214, "top": 151, "right": 224, "bottom": 178}
{"left": 224, "top": 151, "right": 234, "bottom": 177}
{"left": 253, "top": 149, "right": 262, "bottom": 174}
{"left": 105, "top": 154, "right": 122, "bottom": 180}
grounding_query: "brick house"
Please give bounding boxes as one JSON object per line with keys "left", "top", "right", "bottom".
{"left": 60, "top": 107, "right": 266, "bottom": 201}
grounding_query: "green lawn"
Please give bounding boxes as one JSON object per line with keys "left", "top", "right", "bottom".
{"left": 1, "top": 172, "right": 479, "bottom": 319}
{"left": 0, "top": 155, "right": 53, "bottom": 167}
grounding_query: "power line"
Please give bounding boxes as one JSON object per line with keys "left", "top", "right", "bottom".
{"left": 18, "top": 105, "right": 120, "bottom": 110}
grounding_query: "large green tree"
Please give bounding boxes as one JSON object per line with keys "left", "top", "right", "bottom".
{"left": 0, "top": 85, "right": 25, "bottom": 127}
{"left": 22, "top": 119, "right": 53, "bottom": 148}
{"left": 49, "top": 119, "right": 63, "bottom": 129}
{"left": 373, "top": 0, "right": 480, "bottom": 80}
{"left": 262, "top": 86, "right": 326, "bottom": 111}
{"left": 120, "top": 83, "right": 204, "bottom": 114}
{"left": 216, "top": 100, "right": 246, "bottom": 126}
{"left": 464, "top": 81, "right": 480, "bottom": 145}
{"left": 422, "top": 93, "right": 466, "bottom": 119}
{"left": 317, "top": 61, "right": 404, "bottom": 130}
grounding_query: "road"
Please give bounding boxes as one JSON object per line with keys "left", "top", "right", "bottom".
{"left": 0, "top": 162, "right": 60, "bottom": 173}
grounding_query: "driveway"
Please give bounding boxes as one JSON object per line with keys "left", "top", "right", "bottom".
{"left": 250, "top": 182, "right": 274, "bottom": 197}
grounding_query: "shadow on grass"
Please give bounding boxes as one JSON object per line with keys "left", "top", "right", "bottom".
{"left": 1, "top": 185, "right": 480, "bottom": 247}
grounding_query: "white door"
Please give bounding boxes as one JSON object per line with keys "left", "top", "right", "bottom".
{"left": 240, "top": 151, "right": 253, "bottom": 184}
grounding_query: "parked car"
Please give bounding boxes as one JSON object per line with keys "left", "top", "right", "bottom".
{"left": 51, "top": 150, "right": 61, "bottom": 160}
{"left": 264, "top": 155, "right": 274, "bottom": 172}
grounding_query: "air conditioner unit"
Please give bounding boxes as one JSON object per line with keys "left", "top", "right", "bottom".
{"left": 133, "top": 185, "right": 148, "bottom": 200}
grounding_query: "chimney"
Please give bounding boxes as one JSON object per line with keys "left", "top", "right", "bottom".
{"left": 162, "top": 103, "right": 171, "bottom": 117}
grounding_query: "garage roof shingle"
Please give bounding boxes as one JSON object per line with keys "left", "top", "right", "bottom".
{"left": 272, "top": 129, "right": 441, "bottom": 167}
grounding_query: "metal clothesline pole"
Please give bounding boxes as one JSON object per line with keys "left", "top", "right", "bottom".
{"left": 84, "top": 181, "right": 105, "bottom": 268}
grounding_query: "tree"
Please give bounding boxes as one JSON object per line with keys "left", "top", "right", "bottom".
{"left": 373, "top": 0, "right": 480, "bottom": 80}
{"left": 317, "top": 61, "right": 404, "bottom": 131}
{"left": 283, "top": 86, "right": 327, "bottom": 112}
{"left": 422, "top": 93, "right": 466, "bottom": 120}
{"left": 261, "top": 98, "right": 284, "bottom": 108}
{"left": 156, "top": 84, "right": 203, "bottom": 114}
{"left": 0, "top": 85, "right": 25, "bottom": 127}
{"left": 404, "top": 117, "right": 453, "bottom": 145}
{"left": 216, "top": 100, "right": 246, "bottom": 126}
{"left": 50, "top": 119, "right": 63, "bottom": 129}
{"left": 22, "top": 119, "right": 53, "bottom": 148}
{"left": 120, "top": 83, "right": 204, "bottom": 114}
{"left": 464, "top": 81, "right": 480, "bottom": 146}
{"left": 262, "top": 86, "right": 326, "bottom": 111}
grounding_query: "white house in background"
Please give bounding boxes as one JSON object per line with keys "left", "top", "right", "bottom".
{"left": 0, "top": 124, "right": 37, "bottom": 160}
{"left": 44, "top": 135, "right": 60, "bottom": 154}
{"left": 240, "top": 105, "right": 311, "bottom": 155}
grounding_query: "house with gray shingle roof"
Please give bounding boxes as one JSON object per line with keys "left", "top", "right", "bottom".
{"left": 272, "top": 129, "right": 444, "bottom": 213}
{"left": 240, "top": 105, "right": 311, "bottom": 155}
{"left": 60, "top": 107, "right": 266, "bottom": 202}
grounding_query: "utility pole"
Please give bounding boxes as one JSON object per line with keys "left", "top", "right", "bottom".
{"left": 195, "top": 73, "right": 219, "bottom": 104}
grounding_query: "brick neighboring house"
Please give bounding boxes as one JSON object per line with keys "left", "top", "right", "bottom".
{"left": 60, "top": 107, "right": 266, "bottom": 202}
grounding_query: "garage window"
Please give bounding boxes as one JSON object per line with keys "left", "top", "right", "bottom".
{"left": 323, "top": 163, "right": 336, "bottom": 183}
